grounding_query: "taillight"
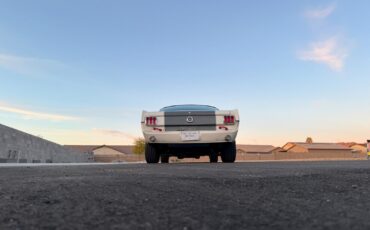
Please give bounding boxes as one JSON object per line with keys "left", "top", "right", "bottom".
{"left": 146, "top": 116, "right": 157, "bottom": 126}
{"left": 224, "top": 115, "right": 235, "bottom": 125}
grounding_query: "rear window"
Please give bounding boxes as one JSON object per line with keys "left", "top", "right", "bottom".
{"left": 160, "top": 105, "right": 219, "bottom": 112}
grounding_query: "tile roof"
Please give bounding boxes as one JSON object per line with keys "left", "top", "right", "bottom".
{"left": 237, "top": 145, "right": 279, "bottom": 153}
{"left": 337, "top": 142, "right": 358, "bottom": 148}
{"left": 352, "top": 143, "right": 366, "bottom": 148}
{"left": 293, "top": 143, "right": 351, "bottom": 150}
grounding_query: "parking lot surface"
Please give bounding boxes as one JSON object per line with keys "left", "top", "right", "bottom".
{"left": 1, "top": 161, "right": 370, "bottom": 229}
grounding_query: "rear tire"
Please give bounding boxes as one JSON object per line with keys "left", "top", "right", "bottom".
{"left": 145, "top": 144, "right": 160, "bottom": 163}
{"left": 221, "top": 142, "right": 236, "bottom": 163}
{"left": 161, "top": 155, "right": 169, "bottom": 163}
{"left": 209, "top": 150, "right": 218, "bottom": 163}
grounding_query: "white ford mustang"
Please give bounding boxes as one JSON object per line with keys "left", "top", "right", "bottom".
{"left": 141, "top": 104, "right": 239, "bottom": 163}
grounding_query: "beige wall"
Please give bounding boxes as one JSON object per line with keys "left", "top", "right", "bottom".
{"left": 307, "top": 149, "right": 352, "bottom": 158}
{"left": 236, "top": 149, "right": 365, "bottom": 161}
{"left": 286, "top": 147, "right": 354, "bottom": 159}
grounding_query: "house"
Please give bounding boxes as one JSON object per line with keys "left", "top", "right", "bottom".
{"left": 281, "top": 142, "right": 353, "bottom": 158}
{"left": 65, "top": 145, "right": 144, "bottom": 162}
{"left": 236, "top": 145, "right": 282, "bottom": 161}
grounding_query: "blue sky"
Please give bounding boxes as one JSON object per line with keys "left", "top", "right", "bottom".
{"left": 0, "top": 0, "right": 369, "bottom": 145}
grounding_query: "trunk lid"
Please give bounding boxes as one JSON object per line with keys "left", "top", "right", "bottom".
{"left": 164, "top": 111, "right": 216, "bottom": 131}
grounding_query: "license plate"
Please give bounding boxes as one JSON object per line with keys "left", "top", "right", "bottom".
{"left": 181, "top": 131, "right": 200, "bottom": 141}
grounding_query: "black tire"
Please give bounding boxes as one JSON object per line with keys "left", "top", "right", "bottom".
{"left": 221, "top": 142, "right": 236, "bottom": 163}
{"left": 145, "top": 144, "right": 160, "bottom": 163}
{"left": 209, "top": 150, "right": 218, "bottom": 163}
{"left": 161, "top": 155, "right": 169, "bottom": 163}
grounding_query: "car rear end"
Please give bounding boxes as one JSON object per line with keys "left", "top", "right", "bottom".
{"left": 141, "top": 110, "right": 239, "bottom": 144}
{"left": 141, "top": 105, "right": 239, "bottom": 163}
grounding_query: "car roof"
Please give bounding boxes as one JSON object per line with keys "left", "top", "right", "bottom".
{"left": 160, "top": 104, "right": 219, "bottom": 112}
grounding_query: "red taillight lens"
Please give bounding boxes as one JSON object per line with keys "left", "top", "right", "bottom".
{"left": 146, "top": 117, "right": 157, "bottom": 126}
{"left": 224, "top": 115, "right": 235, "bottom": 125}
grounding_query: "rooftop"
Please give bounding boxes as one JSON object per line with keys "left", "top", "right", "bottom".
{"left": 288, "top": 142, "right": 351, "bottom": 150}
{"left": 65, "top": 145, "right": 135, "bottom": 155}
{"left": 237, "top": 145, "right": 279, "bottom": 153}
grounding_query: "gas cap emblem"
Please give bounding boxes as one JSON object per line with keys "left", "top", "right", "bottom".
{"left": 186, "top": 116, "right": 194, "bottom": 123}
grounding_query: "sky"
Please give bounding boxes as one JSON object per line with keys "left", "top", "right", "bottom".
{"left": 0, "top": 0, "right": 369, "bottom": 146}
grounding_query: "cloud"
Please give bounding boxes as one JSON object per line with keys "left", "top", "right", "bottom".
{"left": 92, "top": 128, "right": 137, "bottom": 140}
{"left": 298, "top": 38, "right": 347, "bottom": 71}
{"left": 0, "top": 104, "right": 78, "bottom": 121}
{"left": 0, "top": 53, "right": 66, "bottom": 77}
{"left": 38, "top": 128, "right": 138, "bottom": 145}
{"left": 305, "top": 4, "right": 336, "bottom": 19}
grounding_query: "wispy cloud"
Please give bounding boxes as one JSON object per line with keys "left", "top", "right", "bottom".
{"left": 39, "top": 129, "right": 138, "bottom": 145}
{"left": 0, "top": 54, "right": 66, "bottom": 77}
{"left": 298, "top": 38, "right": 347, "bottom": 71}
{"left": 0, "top": 104, "right": 78, "bottom": 121}
{"left": 92, "top": 128, "right": 137, "bottom": 140}
{"left": 305, "top": 4, "right": 336, "bottom": 19}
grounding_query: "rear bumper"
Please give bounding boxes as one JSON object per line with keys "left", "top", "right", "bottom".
{"left": 143, "top": 130, "right": 238, "bottom": 144}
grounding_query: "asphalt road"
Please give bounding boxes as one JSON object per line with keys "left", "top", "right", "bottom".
{"left": 1, "top": 161, "right": 370, "bottom": 230}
